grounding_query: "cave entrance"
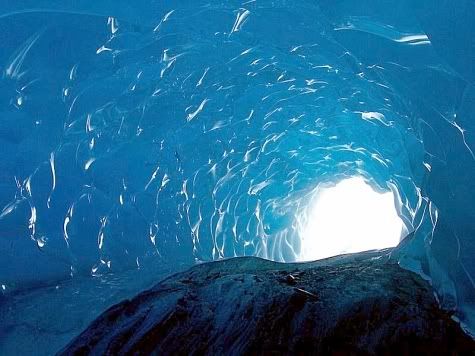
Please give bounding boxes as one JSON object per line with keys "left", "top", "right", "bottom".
{"left": 298, "top": 177, "right": 404, "bottom": 261}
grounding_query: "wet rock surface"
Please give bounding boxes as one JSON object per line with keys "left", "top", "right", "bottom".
{"left": 61, "top": 252, "right": 475, "bottom": 355}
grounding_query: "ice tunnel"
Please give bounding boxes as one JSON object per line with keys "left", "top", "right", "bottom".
{"left": 1, "top": 0, "right": 475, "bottom": 353}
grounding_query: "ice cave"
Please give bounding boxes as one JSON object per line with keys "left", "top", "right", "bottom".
{"left": 1, "top": 0, "right": 475, "bottom": 354}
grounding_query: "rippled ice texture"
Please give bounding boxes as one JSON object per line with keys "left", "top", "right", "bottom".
{"left": 0, "top": 0, "right": 475, "bottom": 345}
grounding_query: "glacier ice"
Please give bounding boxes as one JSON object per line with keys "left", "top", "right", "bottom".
{"left": 0, "top": 0, "right": 474, "bottom": 351}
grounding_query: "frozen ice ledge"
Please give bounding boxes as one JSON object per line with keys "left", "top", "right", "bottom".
{"left": 61, "top": 251, "right": 475, "bottom": 355}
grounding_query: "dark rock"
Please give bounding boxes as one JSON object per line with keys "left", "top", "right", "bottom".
{"left": 280, "top": 273, "right": 298, "bottom": 285}
{"left": 60, "top": 252, "right": 475, "bottom": 355}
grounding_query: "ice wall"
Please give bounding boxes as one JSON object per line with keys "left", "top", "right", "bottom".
{"left": 316, "top": 0, "right": 475, "bottom": 334}
{"left": 0, "top": 0, "right": 473, "bottom": 334}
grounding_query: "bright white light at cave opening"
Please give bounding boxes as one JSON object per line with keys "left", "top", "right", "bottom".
{"left": 299, "top": 177, "right": 404, "bottom": 261}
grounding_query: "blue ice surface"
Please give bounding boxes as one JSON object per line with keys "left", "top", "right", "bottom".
{"left": 0, "top": 0, "right": 474, "bottom": 353}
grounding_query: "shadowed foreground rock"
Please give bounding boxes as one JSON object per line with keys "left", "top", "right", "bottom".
{"left": 61, "top": 251, "right": 475, "bottom": 355}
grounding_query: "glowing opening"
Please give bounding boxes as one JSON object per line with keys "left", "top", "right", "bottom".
{"left": 298, "top": 177, "right": 404, "bottom": 261}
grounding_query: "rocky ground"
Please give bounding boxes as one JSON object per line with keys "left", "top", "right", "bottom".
{"left": 61, "top": 250, "right": 475, "bottom": 355}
